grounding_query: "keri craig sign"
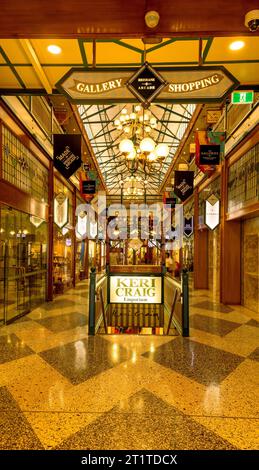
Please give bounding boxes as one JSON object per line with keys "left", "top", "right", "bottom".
{"left": 56, "top": 65, "right": 239, "bottom": 104}
{"left": 110, "top": 276, "right": 162, "bottom": 304}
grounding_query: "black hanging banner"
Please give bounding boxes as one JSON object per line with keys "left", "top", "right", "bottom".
{"left": 165, "top": 197, "right": 177, "bottom": 208}
{"left": 199, "top": 144, "right": 220, "bottom": 165}
{"left": 82, "top": 180, "right": 96, "bottom": 194}
{"left": 183, "top": 217, "right": 194, "bottom": 237}
{"left": 53, "top": 134, "right": 82, "bottom": 179}
{"left": 174, "top": 171, "right": 194, "bottom": 201}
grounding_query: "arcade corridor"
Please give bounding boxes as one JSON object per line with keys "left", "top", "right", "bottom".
{"left": 0, "top": 281, "right": 258, "bottom": 450}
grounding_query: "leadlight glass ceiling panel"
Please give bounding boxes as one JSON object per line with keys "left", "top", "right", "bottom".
{"left": 78, "top": 103, "right": 196, "bottom": 195}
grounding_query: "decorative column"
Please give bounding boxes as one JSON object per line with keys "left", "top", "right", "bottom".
{"left": 72, "top": 188, "right": 76, "bottom": 287}
{"left": 47, "top": 161, "right": 54, "bottom": 301}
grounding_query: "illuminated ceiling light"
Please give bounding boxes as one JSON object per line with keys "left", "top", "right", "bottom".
{"left": 155, "top": 143, "right": 169, "bottom": 158}
{"left": 126, "top": 148, "right": 137, "bottom": 160}
{"left": 146, "top": 152, "right": 157, "bottom": 162}
{"left": 145, "top": 10, "right": 160, "bottom": 28}
{"left": 114, "top": 119, "right": 120, "bottom": 126}
{"left": 121, "top": 108, "right": 127, "bottom": 114}
{"left": 23, "top": 230, "right": 29, "bottom": 235}
{"left": 140, "top": 137, "right": 156, "bottom": 153}
{"left": 47, "top": 44, "right": 62, "bottom": 55}
{"left": 135, "top": 105, "right": 141, "bottom": 112}
{"left": 119, "top": 139, "right": 134, "bottom": 154}
{"left": 10, "top": 231, "right": 15, "bottom": 236}
{"left": 229, "top": 40, "right": 245, "bottom": 51}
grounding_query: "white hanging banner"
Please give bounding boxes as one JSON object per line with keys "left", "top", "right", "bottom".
{"left": 76, "top": 213, "right": 87, "bottom": 237}
{"left": 54, "top": 193, "right": 69, "bottom": 229}
{"left": 30, "top": 216, "right": 44, "bottom": 228}
{"left": 205, "top": 195, "right": 220, "bottom": 230}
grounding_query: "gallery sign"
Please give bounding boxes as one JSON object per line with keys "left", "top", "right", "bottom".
{"left": 110, "top": 275, "right": 162, "bottom": 304}
{"left": 205, "top": 194, "right": 220, "bottom": 230}
{"left": 53, "top": 134, "right": 81, "bottom": 179}
{"left": 56, "top": 64, "right": 239, "bottom": 104}
{"left": 174, "top": 171, "right": 194, "bottom": 202}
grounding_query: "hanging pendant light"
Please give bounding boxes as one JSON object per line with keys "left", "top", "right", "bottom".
{"left": 155, "top": 143, "right": 169, "bottom": 158}
{"left": 140, "top": 137, "right": 156, "bottom": 153}
{"left": 119, "top": 139, "right": 134, "bottom": 154}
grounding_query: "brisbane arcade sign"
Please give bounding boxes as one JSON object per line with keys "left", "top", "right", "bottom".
{"left": 56, "top": 63, "right": 239, "bottom": 106}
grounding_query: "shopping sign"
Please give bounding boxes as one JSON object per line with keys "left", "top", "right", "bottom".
{"left": 56, "top": 64, "right": 239, "bottom": 104}
{"left": 54, "top": 134, "right": 81, "bottom": 179}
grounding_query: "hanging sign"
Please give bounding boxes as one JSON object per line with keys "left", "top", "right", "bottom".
{"left": 56, "top": 68, "right": 134, "bottom": 103}
{"left": 158, "top": 66, "right": 239, "bottom": 103}
{"left": 183, "top": 217, "right": 194, "bottom": 237}
{"left": 174, "top": 171, "right": 194, "bottom": 201}
{"left": 76, "top": 213, "right": 87, "bottom": 237}
{"left": 54, "top": 193, "right": 69, "bottom": 229}
{"left": 54, "top": 134, "right": 81, "bottom": 179}
{"left": 165, "top": 197, "right": 177, "bottom": 208}
{"left": 196, "top": 130, "right": 224, "bottom": 174}
{"left": 205, "top": 195, "right": 220, "bottom": 230}
{"left": 110, "top": 275, "right": 162, "bottom": 304}
{"left": 30, "top": 216, "right": 44, "bottom": 228}
{"left": 199, "top": 145, "right": 221, "bottom": 165}
{"left": 81, "top": 180, "right": 96, "bottom": 194}
{"left": 56, "top": 65, "right": 239, "bottom": 104}
{"left": 206, "top": 109, "right": 222, "bottom": 124}
{"left": 126, "top": 62, "right": 166, "bottom": 108}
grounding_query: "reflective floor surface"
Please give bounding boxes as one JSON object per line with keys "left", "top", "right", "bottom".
{"left": 0, "top": 280, "right": 258, "bottom": 450}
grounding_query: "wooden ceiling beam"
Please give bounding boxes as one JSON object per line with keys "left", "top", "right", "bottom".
{"left": 1, "top": 1, "right": 259, "bottom": 38}
{"left": 19, "top": 39, "right": 52, "bottom": 94}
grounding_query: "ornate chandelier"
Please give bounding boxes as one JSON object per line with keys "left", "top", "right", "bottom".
{"left": 115, "top": 105, "right": 169, "bottom": 174}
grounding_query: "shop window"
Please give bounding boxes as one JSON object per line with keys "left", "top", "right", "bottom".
{"left": 1, "top": 125, "right": 48, "bottom": 203}
{"left": 228, "top": 143, "right": 259, "bottom": 213}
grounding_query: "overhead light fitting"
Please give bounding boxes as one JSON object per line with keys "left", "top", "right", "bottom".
{"left": 116, "top": 106, "right": 169, "bottom": 174}
{"left": 47, "top": 45, "right": 62, "bottom": 55}
{"left": 145, "top": 10, "right": 160, "bottom": 28}
{"left": 229, "top": 40, "right": 245, "bottom": 51}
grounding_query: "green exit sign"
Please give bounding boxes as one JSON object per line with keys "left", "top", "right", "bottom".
{"left": 231, "top": 90, "right": 254, "bottom": 104}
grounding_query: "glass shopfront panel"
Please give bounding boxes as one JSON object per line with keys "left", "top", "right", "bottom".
{"left": 0, "top": 205, "right": 47, "bottom": 323}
